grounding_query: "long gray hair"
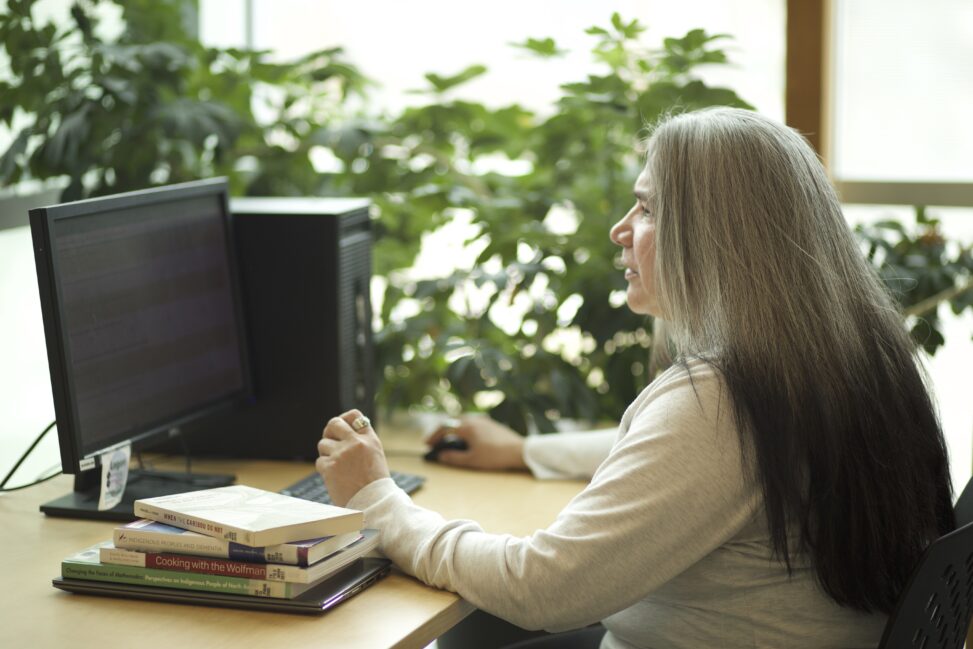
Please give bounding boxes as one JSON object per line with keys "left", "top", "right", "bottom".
{"left": 645, "top": 107, "right": 954, "bottom": 613}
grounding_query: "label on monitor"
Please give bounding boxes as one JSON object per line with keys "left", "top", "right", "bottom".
{"left": 98, "top": 444, "right": 131, "bottom": 511}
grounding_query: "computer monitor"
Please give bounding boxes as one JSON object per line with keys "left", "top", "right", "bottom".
{"left": 29, "top": 178, "right": 253, "bottom": 520}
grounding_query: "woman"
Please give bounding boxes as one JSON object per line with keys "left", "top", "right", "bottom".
{"left": 316, "top": 108, "right": 955, "bottom": 648}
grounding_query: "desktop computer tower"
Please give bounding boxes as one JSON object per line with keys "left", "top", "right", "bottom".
{"left": 178, "top": 197, "right": 376, "bottom": 461}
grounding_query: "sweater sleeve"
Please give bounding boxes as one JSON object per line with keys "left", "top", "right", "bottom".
{"left": 348, "top": 364, "right": 759, "bottom": 632}
{"left": 522, "top": 429, "right": 616, "bottom": 480}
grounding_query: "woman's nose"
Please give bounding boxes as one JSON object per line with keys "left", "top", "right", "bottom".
{"left": 610, "top": 213, "right": 632, "bottom": 247}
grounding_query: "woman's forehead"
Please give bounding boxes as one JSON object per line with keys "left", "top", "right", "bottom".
{"left": 634, "top": 169, "right": 654, "bottom": 198}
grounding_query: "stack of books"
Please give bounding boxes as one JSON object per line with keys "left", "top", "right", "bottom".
{"left": 58, "top": 485, "right": 379, "bottom": 601}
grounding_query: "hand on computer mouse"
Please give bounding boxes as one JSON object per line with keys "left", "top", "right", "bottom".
{"left": 424, "top": 415, "right": 528, "bottom": 471}
{"left": 423, "top": 435, "right": 469, "bottom": 462}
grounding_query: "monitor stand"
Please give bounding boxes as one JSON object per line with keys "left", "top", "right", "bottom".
{"left": 40, "top": 467, "right": 235, "bottom": 521}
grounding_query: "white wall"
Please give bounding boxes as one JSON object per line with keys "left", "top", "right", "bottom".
{"left": 201, "top": 0, "right": 786, "bottom": 118}
{"left": 0, "top": 227, "right": 59, "bottom": 486}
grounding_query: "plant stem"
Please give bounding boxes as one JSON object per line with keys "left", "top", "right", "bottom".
{"left": 903, "top": 276, "right": 973, "bottom": 318}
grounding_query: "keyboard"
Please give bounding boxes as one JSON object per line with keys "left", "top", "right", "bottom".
{"left": 280, "top": 470, "right": 425, "bottom": 505}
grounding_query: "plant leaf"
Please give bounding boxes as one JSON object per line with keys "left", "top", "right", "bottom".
{"left": 510, "top": 37, "right": 566, "bottom": 58}
{"left": 423, "top": 64, "right": 488, "bottom": 93}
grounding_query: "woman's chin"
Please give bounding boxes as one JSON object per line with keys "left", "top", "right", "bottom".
{"left": 625, "top": 290, "right": 660, "bottom": 317}
{"left": 625, "top": 293, "right": 649, "bottom": 315}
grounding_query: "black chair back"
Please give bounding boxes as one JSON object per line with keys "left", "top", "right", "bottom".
{"left": 878, "top": 521, "right": 973, "bottom": 649}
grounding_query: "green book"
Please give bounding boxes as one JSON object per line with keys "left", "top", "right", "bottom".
{"left": 61, "top": 542, "right": 317, "bottom": 599}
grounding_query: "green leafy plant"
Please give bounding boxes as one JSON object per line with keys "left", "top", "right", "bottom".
{"left": 318, "top": 15, "right": 754, "bottom": 431}
{"left": 856, "top": 208, "right": 973, "bottom": 354}
{"left": 0, "top": 0, "right": 367, "bottom": 200}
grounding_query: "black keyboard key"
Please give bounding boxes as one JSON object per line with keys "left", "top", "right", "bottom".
{"left": 281, "top": 471, "right": 425, "bottom": 505}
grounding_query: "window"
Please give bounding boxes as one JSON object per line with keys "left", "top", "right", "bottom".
{"left": 828, "top": 0, "right": 973, "bottom": 489}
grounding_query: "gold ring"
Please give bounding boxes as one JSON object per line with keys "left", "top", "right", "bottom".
{"left": 351, "top": 415, "right": 371, "bottom": 432}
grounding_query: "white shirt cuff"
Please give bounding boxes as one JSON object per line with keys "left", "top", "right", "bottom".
{"left": 522, "top": 429, "right": 617, "bottom": 480}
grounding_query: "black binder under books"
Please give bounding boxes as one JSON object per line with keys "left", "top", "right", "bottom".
{"left": 52, "top": 558, "right": 391, "bottom": 615}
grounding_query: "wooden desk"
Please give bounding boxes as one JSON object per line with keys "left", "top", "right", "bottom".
{"left": 0, "top": 448, "right": 582, "bottom": 649}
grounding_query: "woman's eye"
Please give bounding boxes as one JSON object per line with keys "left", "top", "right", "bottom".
{"left": 641, "top": 206, "right": 652, "bottom": 218}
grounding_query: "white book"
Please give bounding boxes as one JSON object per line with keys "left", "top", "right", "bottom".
{"left": 134, "top": 484, "right": 363, "bottom": 547}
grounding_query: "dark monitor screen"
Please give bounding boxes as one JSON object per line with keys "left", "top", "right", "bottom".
{"left": 30, "top": 178, "right": 252, "bottom": 474}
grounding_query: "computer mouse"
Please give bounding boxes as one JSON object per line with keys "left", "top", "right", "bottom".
{"left": 423, "top": 435, "right": 469, "bottom": 462}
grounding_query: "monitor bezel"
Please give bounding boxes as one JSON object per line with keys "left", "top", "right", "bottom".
{"left": 29, "top": 178, "right": 254, "bottom": 474}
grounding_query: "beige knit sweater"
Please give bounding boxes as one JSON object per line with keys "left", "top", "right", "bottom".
{"left": 348, "top": 360, "right": 887, "bottom": 648}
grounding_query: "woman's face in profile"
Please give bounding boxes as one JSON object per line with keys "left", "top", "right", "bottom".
{"left": 610, "top": 168, "right": 659, "bottom": 316}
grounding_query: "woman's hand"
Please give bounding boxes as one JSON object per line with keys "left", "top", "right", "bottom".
{"left": 426, "top": 415, "right": 528, "bottom": 471}
{"left": 316, "top": 410, "right": 391, "bottom": 507}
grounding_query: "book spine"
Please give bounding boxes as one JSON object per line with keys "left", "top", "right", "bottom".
{"left": 100, "top": 547, "right": 307, "bottom": 582}
{"left": 133, "top": 501, "right": 255, "bottom": 545}
{"left": 61, "top": 562, "right": 303, "bottom": 598}
{"left": 114, "top": 528, "right": 230, "bottom": 559}
{"left": 230, "top": 544, "right": 300, "bottom": 566}
{"left": 115, "top": 529, "right": 303, "bottom": 565}
{"left": 295, "top": 546, "right": 309, "bottom": 566}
